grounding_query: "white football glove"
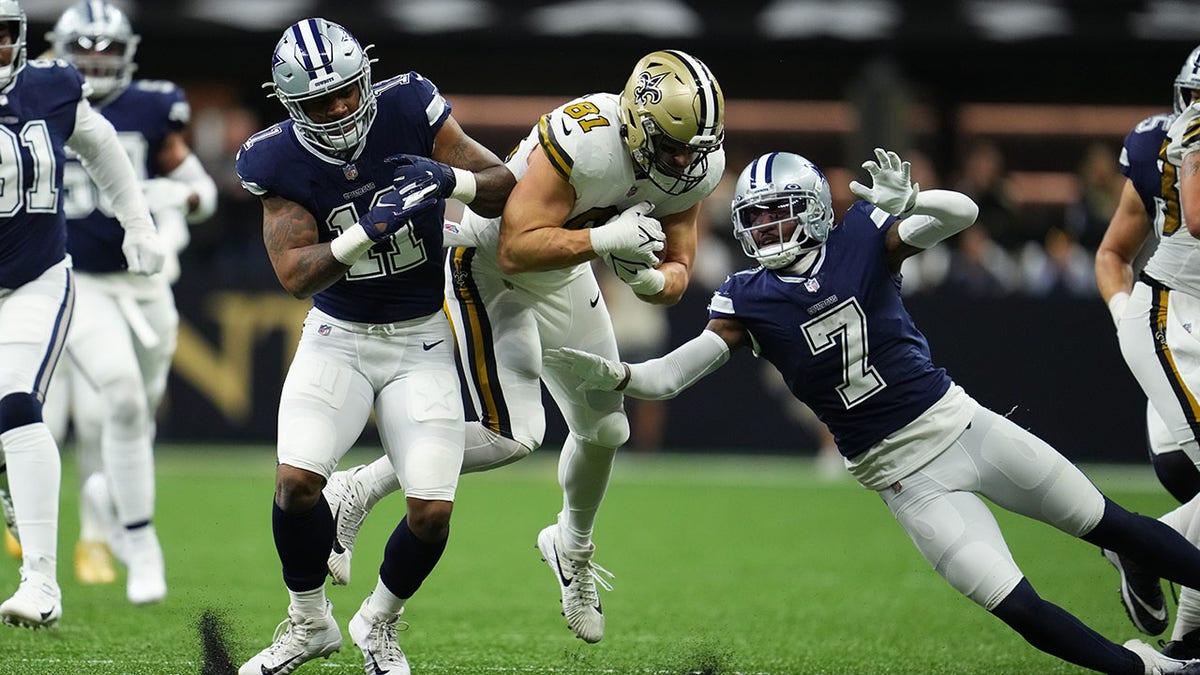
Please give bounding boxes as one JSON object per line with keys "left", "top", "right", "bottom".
{"left": 608, "top": 253, "right": 666, "bottom": 296}
{"left": 848, "top": 148, "right": 919, "bottom": 217}
{"left": 141, "top": 177, "right": 192, "bottom": 217}
{"left": 589, "top": 201, "right": 664, "bottom": 260}
{"left": 543, "top": 347, "right": 626, "bottom": 391}
{"left": 121, "top": 221, "right": 165, "bottom": 275}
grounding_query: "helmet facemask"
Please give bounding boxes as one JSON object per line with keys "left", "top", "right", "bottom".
{"left": 267, "top": 18, "right": 377, "bottom": 154}
{"left": 731, "top": 152, "right": 834, "bottom": 270}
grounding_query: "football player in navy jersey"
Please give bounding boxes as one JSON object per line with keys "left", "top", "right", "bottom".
{"left": 235, "top": 17, "right": 514, "bottom": 675}
{"left": 546, "top": 150, "right": 1200, "bottom": 674}
{"left": 28, "top": 0, "right": 219, "bottom": 604}
{"left": 1094, "top": 45, "right": 1200, "bottom": 643}
{"left": 0, "top": 0, "right": 163, "bottom": 630}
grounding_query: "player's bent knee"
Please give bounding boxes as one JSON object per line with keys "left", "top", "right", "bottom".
{"left": 0, "top": 392, "right": 43, "bottom": 433}
{"left": 407, "top": 500, "right": 453, "bottom": 542}
{"left": 101, "top": 376, "right": 149, "bottom": 430}
{"left": 274, "top": 464, "right": 324, "bottom": 512}
{"left": 588, "top": 411, "right": 630, "bottom": 449}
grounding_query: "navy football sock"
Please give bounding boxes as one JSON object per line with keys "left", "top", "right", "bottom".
{"left": 991, "top": 579, "right": 1142, "bottom": 675}
{"left": 273, "top": 494, "right": 334, "bottom": 592}
{"left": 378, "top": 516, "right": 447, "bottom": 599}
{"left": 1082, "top": 496, "right": 1200, "bottom": 588}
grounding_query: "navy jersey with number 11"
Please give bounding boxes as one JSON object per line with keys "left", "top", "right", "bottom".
{"left": 708, "top": 201, "right": 953, "bottom": 459}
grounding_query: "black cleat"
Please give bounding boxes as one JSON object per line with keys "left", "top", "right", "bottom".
{"left": 1163, "top": 629, "right": 1200, "bottom": 660}
{"left": 1104, "top": 548, "right": 1169, "bottom": 636}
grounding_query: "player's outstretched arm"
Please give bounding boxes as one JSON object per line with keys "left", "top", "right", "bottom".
{"left": 544, "top": 319, "right": 747, "bottom": 400}
{"left": 431, "top": 115, "right": 516, "bottom": 218}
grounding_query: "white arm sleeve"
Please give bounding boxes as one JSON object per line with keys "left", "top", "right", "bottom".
{"left": 67, "top": 99, "right": 154, "bottom": 232}
{"left": 166, "top": 153, "right": 218, "bottom": 224}
{"left": 896, "top": 189, "right": 980, "bottom": 249}
{"left": 623, "top": 329, "right": 731, "bottom": 400}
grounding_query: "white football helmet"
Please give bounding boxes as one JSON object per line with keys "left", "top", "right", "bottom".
{"left": 732, "top": 152, "right": 834, "bottom": 270}
{"left": 0, "top": 0, "right": 26, "bottom": 91}
{"left": 267, "top": 18, "right": 376, "bottom": 153}
{"left": 1176, "top": 45, "right": 1200, "bottom": 114}
{"left": 48, "top": 0, "right": 140, "bottom": 101}
{"left": 619, "top": 50, "right": 724, "bottom": 195}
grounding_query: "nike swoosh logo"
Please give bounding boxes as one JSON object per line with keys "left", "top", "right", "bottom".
{"left": 1130, "top": 588, "right": 1168, "bottom": 621}
{"left": 367, "top": 653, "right": 391, "bottom": 675}
{"left": 553, "top": 547, "right": 573, "bottom": 587}
{"left": 331, "top": 505, "right": 346, "bottom": 555}
{"left": 39, "top": 608, "right": 54, "bottom": 621}
{"left": 589, "top": 294, "right": 600, "bottom": 308}
{"left": 261, "top": 654, "right": 301, "bottom": 675}
{"left": 560, "top": 119, "right": 573, "bottom": 137}
{"left": 423, "top": 340, "right": 444, "bottom": 351}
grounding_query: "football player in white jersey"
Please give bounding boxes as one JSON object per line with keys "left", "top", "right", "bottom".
{"left": 31, "top": 0, "right": 219, "bottom": 604}
{"left": 545, "top": 149, "right": 1200, "bottom": 675}
{"left": 322, "top": 49, "right": 724, "bottom": 644}
{"left": 1114, "top": 51, "right": 1200, "bottom": 660}
{"left": 1094, "top": 45, "right": 1200, "bottom": 641}
{"left": 0, "top": 0, "right": 163, "bottom": 629}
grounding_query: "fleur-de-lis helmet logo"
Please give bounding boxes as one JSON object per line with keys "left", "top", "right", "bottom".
{"left": 633, "top": 71, "right": 668, "bottom": 107}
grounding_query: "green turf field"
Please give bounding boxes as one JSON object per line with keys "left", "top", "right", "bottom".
{"left": 0, "top": 445, "right": 1181, "bottom": 674}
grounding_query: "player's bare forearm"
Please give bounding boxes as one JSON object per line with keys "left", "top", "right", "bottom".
{"left": 469, "top": 164, "right": 516, "bottom": 217}
{"left": 497, "top": 225, "right": 594, "bottom": 273}
{"left": 1184, "top": 152, "right": 1200, "bottom": 238}
{"left": 262, "top": 197, "right": 350, "bottom": 299}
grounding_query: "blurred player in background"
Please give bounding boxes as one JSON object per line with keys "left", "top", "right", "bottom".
{"left": 547, "top": 149, "right": 1200, "bottom": 675}
{"left": 323, "top": 49, "right": 725, "bottom": 645}
{"left": 0, "top": 0, "right": 163, "bottom": 629}
{"left": 235, "top": 17, "right": 514, "bottom": 675}
{"left": 1094, "top": 44, "right": 1200, "bottom": 640}
{"left": 31, "top": 0, "right": 217, "bottom": 606}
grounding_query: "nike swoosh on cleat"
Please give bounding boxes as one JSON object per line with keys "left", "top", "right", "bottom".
{"left": 423, "top": 340, "right": 444, "bottom": 351}
{"left": 367, "top": 653, "right": 391, "bottom": 675}
{"left": 1130, "top": 589, "right": 1168, "bottom": 621}
{"left": 39, "top": 608, "right": 54, "bottom": 621}
{"left": 589, "top": 294, "right": 600, "bottom": 308}
{"left": 553, "top": 548, "right": 573, "bottom": 587}
{"left": 331, "top": 505, "right": 346, "bottom": 554}
{"left": 261, "top": 654, "right": 301, "bottom": 675}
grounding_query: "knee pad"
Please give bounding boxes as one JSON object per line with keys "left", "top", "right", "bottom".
{"left": 0, "top": 392, "right": 43, "bottom": 432}
{"left": 102, "top": 376, "right": 149, "bottom": 430}
{"left": 590, "top": 411, "right": 630, "bottom": 449}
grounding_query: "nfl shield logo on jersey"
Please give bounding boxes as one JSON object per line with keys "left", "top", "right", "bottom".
{"left": 804, "top": 278, "right": 821, "bottom": 293}
{"left": 342, "top": 163, "right": 359, "bottom": 181}
{"left": 318, "top": 324, "right": 331, "bottom": 336}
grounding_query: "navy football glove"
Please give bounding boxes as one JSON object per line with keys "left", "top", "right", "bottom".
{"left": 386, "top": 153, "right": 457, "bottom": 200}
{"left": 357, "top": 184, "right": 438, "bottom": 243}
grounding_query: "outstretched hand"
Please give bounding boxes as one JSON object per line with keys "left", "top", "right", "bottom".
{"left": 543, "top": 347, "right": 627, "bottom": 391}
{"left": 848, "top": 148, "right": 919, "bottom": 216}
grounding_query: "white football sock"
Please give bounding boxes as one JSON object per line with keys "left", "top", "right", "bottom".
{"left": 1, "top": 423, "right": 61, "bottom": 572}
{"left": 360, "top": 457, "right": 399, "bottom": 508}
{"left": 288, "top": 586, "right": 327, "bottom": 619}
{"left": 78, "top": 471, "right": 115, "bottom": 542}
{"left": 366, "top": 576, "right": 406, "bottom": 618}
{"left": 102, "top": 427, "right": 154, "bottom": 526}
{"left": 557, "top": 434, "right": 615, "bottom": 553}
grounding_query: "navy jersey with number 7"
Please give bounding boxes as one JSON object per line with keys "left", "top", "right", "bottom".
{"left": 708, "top": 200, "right": 954, "bottom": 458}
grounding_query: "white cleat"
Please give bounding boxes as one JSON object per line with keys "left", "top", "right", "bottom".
{"left": 0, "top": 569, "right": 62, "bottom": 629}
{"left": 536, "top": 524, "right": 613, "bottom": 644}
{"left": 125, "top": 525, "right": 167, "bottom": 605}
{"left": 239, "top": 600, "right": 342, "bottom": 675}
{"left": 324, "top": 465, "right": 372, "bottom": 586}
{"left": 1125, "top": 638, "right": 1200, "bottom": 674}
{"left": 349, "top": 596, "right": 410, "bottom": 675}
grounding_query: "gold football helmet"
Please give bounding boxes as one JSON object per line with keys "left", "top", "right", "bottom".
{"left": 619, "top": 50, "right": 724, "bottom": 195}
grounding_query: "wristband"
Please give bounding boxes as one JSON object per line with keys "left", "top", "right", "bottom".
{"left": 450, "top": 167, "right": 477, "bottom": 203}
{"left": 1108, "top": 291, "right": 1130, "bottom": 327}
{"left": 330, "top": 225, "right": 374, "bottom": 265}
{"left": 616, "top": 363, "right": 632, "bottom": 391}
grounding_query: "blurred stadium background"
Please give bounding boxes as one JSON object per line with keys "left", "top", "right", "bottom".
{"left": 24, "top": 0, "right": 1200, "bottom": 463}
